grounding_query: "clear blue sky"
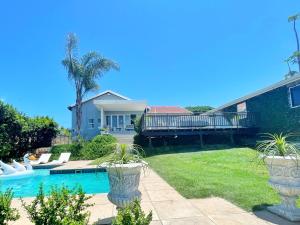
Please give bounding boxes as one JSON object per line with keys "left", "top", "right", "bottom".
{"left": 0, "top": 0, "right": 299, "bottom": 128}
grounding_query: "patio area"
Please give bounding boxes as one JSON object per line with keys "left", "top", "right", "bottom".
{"left": 9, "top": 161, "right": 299, "bottom": 225}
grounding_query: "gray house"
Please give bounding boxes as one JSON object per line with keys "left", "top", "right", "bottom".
{"left": 68, "top": 90, "right": 147, "bottom": 139}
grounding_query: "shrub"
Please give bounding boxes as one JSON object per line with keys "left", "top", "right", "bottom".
{"left": 0, "top": 100, "right": 59, "bottom": 161}
{"left": 51, "top": 135, "right": 117, "bottom": 160}
{"left": 22, "top": 185, "right": 93, "bottom": 225}
{"left": 81, "top": 134, "right": 117, "bottom": 160}
{"left": 0, "top": 101, "right": 23, "bottom": 160}
{"left": 23, "top": 116, "right": 59, "bottom": 150}
{"left": 0, "top": 189, "right": 20, "bottom": 225}
{"left": 112, "top": 200, "right": 152, "bottom": 225}
{"left": 92, "top": 134, "right": 117, "bottom": 145}
{"left": 82, "top": 141, "right": 116, "bottom": 160}
{"left": 133, "top": 117, "right": 142, "bottom": 134}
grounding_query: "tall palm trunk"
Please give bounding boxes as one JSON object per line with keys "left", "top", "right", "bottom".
{"left": 75, "top": 95, "right": 82, "bottom": 137}
{"left": 293, "top": 19, "right": 300, "bottom": 72}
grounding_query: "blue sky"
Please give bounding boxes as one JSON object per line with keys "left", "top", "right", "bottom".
{"left": 0, "top": 0, "right": 299, "bottom": 128}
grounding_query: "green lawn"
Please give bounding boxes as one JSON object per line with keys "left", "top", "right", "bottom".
{"left": 145, "top": 146, "right": 281, "bottom": 211}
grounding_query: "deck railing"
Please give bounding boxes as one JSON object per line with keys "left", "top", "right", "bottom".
{"left": 141, "top": 112, "right": 259, "bottom": 131}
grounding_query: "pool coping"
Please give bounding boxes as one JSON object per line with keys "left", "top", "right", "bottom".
{"left": 50, "top": 167, "right": 106, "bottom": 174}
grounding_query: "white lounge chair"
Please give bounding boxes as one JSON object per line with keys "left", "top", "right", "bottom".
{"left": 30, "top": 153, "right": 52, "bottom": 165}
{"left": 12, "top": 160, "right": 26, "bottom": 171}
{"left": 49, "top": 153, "right": 71, "bottom": 165}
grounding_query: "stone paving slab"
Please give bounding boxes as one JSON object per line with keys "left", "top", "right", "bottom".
{"left": 8, "top": 160, "right": 300, "bottom": 225}
{"left": 190, "top": 198, "right": 300, "bottom": 225}
{"left": 50, "top": 160, "right": 95, "bottom": 170}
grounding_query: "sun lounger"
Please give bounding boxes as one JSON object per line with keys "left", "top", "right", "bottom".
{"left": 30, "top": 153, "right": 52, "bottom": 165}
{"left": 48, "top": 152, "right": 71, "bottom": 165}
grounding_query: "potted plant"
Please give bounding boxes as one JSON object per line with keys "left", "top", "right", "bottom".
{"left": 101, "top": 143, "right": 147, "bottom": 208}
{"left": 100, "top": 127, "right": 109, "bottom": 135}
{"left": 257, "top": 133, "right": 300, "bottom": 221}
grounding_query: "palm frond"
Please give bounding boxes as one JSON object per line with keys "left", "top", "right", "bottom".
{"left": 66, "top": 33, "right": 78, "bottom": 57}
{"left": 288, "top": 13, "right": 300, "bottom": 22}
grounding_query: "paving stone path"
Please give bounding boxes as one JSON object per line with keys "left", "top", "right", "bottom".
{"left": 9, "top": 161, "right": 300, "bottom": 225}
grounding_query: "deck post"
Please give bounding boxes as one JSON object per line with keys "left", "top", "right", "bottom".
{"left": 230, "top": 132, "right": 235, "bottom": 145}
{"left": 163, "top": 138, "right": 167, "bottom": 147}
{"left": 148, "top": 137, "right": 153, "bottom": 148}
{"left": 199, "top": 133, "right": 204, "bottom": 148}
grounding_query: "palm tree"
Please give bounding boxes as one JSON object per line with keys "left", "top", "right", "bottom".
{"left": 62, "top": 33, "right": 119, "bottom": 137}
{"left": 288, "top": 13, "right": 300, "bottom": 72}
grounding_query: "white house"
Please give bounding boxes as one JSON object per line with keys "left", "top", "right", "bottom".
{"left": 68, "top": 90, "right": 147, "bottom": 139}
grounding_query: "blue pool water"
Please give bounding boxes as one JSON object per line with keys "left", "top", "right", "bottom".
{"left": 0, "top": 169, "right": 110, "bottom": 197}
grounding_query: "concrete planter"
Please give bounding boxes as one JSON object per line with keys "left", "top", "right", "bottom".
{"left": 264, "top": 156, "right": 300, "bottom": 221}
{"left": 105, "top": 162, "right": 143, "bottom": 208}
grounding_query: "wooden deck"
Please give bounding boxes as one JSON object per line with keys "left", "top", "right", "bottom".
{"left": 141, "top": 112, "right": 259, "bottom": 137}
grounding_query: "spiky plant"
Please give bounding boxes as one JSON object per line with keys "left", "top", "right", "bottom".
{"left": 108, "top": 144, "right": 145, "bottom": 165}
{"left": 257, "top": 133, "right": 299, "bottom": 157}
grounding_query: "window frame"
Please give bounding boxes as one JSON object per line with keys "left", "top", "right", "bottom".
{"left": 88, "top": 118, "right": 95, "bottom": 129}
{"left": 289, "top": 84, "right": 300, "bottom": 108}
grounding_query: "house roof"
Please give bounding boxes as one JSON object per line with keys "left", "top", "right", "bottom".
{"left": 208, "top": 74, "right": 300, "bottom": 114}
{"left": 147, "top": 106, "right": 192, "bottom": 114}
{"left": 67, "top": 90, "right": 131, "bottom": 110}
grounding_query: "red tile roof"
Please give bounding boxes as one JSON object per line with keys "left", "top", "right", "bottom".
{"left": 147, "top": 106, "right": 192, "bottom": 114}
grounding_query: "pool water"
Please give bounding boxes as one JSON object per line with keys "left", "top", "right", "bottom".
{"left": 0, "top": 169, "right": 110, "bottom": 198}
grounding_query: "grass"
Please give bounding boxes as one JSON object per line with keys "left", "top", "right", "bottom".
{"left": 144, "top": 145, "right": 281, "bottom": 211}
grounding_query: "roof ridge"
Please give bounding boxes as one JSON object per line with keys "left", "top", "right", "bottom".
{"left": 67, "top": 90, "right": 131, "bottom": 110}
{"left": 208, "top": 74, "right": 300, "bottom": 113}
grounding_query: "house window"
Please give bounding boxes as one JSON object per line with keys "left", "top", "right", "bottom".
{"left": 106, "top": 116, "right": 111, "bottom": 127}
{"left": 290, "top": 85, "right": 300, "bottom": 108}
{"left": 98, "top": 118, "right": 101, "bottom": 125}
{"left": 130, "top": 114, "right": 137, "bottom": 124}
{"left": 88, "top": 119, "right": 94, "bottom": 129}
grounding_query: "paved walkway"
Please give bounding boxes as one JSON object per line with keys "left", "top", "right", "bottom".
{"left": 9, "top": 161, "right": 300, "bottom": 225}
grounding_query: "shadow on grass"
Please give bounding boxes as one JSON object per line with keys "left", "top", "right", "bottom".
{"left": 144, "top": 144, "right": 238, "bottom": 157}
{"left": 252, "top": 203, "right": 273, "bottom": 211}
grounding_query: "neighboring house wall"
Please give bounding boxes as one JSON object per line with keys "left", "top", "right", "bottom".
{"left": 221, "top": 80, "right": 300, "bottom": 133}
{"left": 71, "top": 99, "right": 101, "bottom": 140}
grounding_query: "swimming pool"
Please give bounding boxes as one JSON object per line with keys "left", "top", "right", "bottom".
{"left": 0, "top": 169, "right": 109, "bottom": 198}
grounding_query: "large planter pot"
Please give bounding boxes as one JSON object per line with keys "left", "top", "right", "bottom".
{"left": 105, "top": 162, "right": 143, "bottom": 208}
{"left": 264, "top": 156, "right": 300, "bottom": 221}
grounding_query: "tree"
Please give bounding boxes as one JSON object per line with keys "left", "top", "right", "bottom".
{"left": 288, "top": 13, "right": 300, "bottom": 72}
{"left": 185, "top": 106, "right": 214, "bottom": 114}
{"left": 62, "top": 33, "right": 119, "bottom": 136}
{"left": 0, "top": 100, "right": 58, "bottom": 160}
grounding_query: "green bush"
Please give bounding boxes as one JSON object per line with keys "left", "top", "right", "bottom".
{"left": 82, "top": 134, "right": 117, "bottom": 160}
{"left": 0, "top": 100, "right": 59, "bottom": 161}
{"left": 82, "top": 141, "right": 116, "bottom": 160}
{"left": 112, "top": 200, "right": 152, "bottom": 225}
{"left": 0, "top": 101, "right": 23, "bottom": 160}
{"left": 133, "top": 117, "right": 142, "bottom": 134}
{"left": 22, "top": 185, "right": 93, "bottom": 225}
{"left": 0, "top": 189, "right": 20, "bottom": 225}
{"left": 92, "top": 134, "right": 117, "bottom": 145}
{"left": 51, "top": 134, "right": 117, "bottom": 160}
